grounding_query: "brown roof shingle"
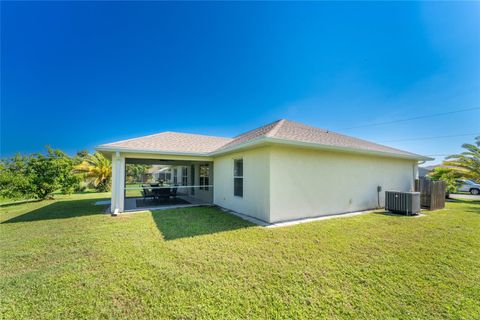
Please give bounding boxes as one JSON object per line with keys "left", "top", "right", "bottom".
{"left": 98, "top": 132, "right": 232, "bottom": 154}
{"left": 273, "top": 120, "right": 420, "bottom": 157}
{"left": 97, "top": 119, "right": 428, "bottom": 159}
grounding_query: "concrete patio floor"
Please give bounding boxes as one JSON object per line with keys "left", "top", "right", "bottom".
{"left": 123, "top": 195, "right": 210, "bottom": 212}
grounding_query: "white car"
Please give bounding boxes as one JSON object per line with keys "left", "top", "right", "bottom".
{"left": 456, "top": 180, "right": 480, "bottom": 195}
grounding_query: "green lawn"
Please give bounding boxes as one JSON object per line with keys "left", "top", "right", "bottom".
{"left": 1, "top": 193, "right": 479, "bottom": 319}
{"left": 125, "top": 183, "right": 143, "bottom": 198}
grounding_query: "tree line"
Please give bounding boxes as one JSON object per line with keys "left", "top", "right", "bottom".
{"left": 0, "top": 148, "right": 112, "bottom": 201}
{"left": 1, "top": 137, "right": 478, "bottom": 201}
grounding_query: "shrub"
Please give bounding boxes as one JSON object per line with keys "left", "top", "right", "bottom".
{"left": 74, "top": 181, "right": 88, "bottom": 193}
{"left": 27, "top": 147, "right": 79, "bottom": 199}
{"left": 0, "top": 155, "right": 32, "bottom": 200}
{"left": 0, "top": 147, "right": 80, "bottom": 200}
{"left": 428, "top": 167, "right": 459, "bottom": 196}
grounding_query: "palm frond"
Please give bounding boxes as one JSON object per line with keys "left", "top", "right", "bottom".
{"left": 443, "top": 141, "right": 480, "bottom": 182}
{"left": 73, "top": 152, "right": 112, "bottom": 188}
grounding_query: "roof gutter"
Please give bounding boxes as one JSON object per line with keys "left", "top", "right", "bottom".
{"left": 95, "top": 146, "right": 211, "bottom": 158}
{"left": 209, "top": 136, "right": 433, "bottom": 161}
{"left": 96, "top": 138, "right": 433, "bottom": 162}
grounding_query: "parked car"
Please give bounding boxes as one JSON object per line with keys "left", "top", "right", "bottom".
{"left": 456, "top": 180, "right": 480, "bottom": 195}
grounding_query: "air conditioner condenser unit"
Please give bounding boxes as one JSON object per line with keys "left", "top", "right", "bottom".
{"left": 385, "top": 191, "right": 421, "bottom": 215}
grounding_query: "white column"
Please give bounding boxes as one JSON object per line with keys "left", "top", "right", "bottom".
{"left": 118, "top": 155, "right": 125, "bottom": 212}
{"left": 111, "top": 153, "right": 118, "bottom": 213}
{"left": 110, "top": 152, "right": 125, "bottom": 213}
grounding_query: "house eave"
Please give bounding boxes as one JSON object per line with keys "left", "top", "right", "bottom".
{"left": 209, "top": 137, "right": 433, "bottom": 161}
{"left": 95, "top": 146, "right": 212, "bottom": 158}
{"left": 96, "top": 137, "right": 433, "bottom": 162}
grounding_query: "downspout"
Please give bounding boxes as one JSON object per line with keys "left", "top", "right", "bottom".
{"left": 413, "top": 160, "right": 426, "bottom": 192}
{"left": 112, "top": 151, "right": 121, "bottom": 216}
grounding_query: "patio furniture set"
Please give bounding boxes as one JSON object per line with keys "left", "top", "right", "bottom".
{"left": 141, "top": 184, "right": 178, "bottom": 202}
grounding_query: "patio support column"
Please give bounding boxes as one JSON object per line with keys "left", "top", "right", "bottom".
{"left": 111, "top": 151, "right": 125, "bottom": 213}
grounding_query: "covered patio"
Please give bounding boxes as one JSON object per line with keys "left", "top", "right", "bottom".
{"left": 108, "top": 151, "right": 214, "bottom": 213}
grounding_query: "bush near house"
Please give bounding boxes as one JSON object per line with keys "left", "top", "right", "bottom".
{"left": 0, "top": 148, "right": 113, "bottom": 203}
{"left": 428, "top": 167, "right": 459, "bottom": 196}
{"left": 0, "top": 147, "right": 80, "bottom": 200}
{"left": 0, "top": 154, "right": 32, "bottom": 200}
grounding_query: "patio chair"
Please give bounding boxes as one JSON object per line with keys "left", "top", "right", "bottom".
{"left": 170, "top": 186, "right": 178, "bottom": 198}
{"left": 141, "top": 185, "right": 156, "bottom": 201}
{"left": 155, "top": 187, "right": 171, "bottom": 202}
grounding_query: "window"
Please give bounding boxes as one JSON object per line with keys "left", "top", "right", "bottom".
{"left": 199, "top": 164, "right": 210, "bottom": 190}
{"left": 173, "top": 168, "right": 178, "bottom": 185}
{"left": 157, "top": 169, "right": 171, "bottom": 183}
{"left": 191, "top": 165, "right": 195, "bottom": 195}
{"left": 234, "top": 159, "right": 243, "bottom": 197}
{"left": 182, "top": 167, "right": 188, "bottom": 186}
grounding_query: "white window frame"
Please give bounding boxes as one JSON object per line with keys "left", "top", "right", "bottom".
{"left": 182, "top": 167, "right": 188, "bottom": 186}
{"left": 199, "top": 164, "right": 210, "bottom": 191}
{"left": 173, "top": 168, "right": 178, "bottom": 185}
{"left": 233, "top": 158, "right": 243, "bottom": 197}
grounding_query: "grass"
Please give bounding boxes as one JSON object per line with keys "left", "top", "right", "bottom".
{"left": 1, "top": 193, "right": 479, "bottom": 319}
{"left": 125, "top": 183, "right": 143, "bottom": 198}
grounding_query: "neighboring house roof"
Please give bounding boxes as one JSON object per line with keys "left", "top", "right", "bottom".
{"left": 419, "top": 167, "right": 431, "bottom": 177}
{"left": 422, "top": 164, "right": 446, "bottom": 171}
{"left": 419, "top": 164, "right": 452, "bottom": 177}
{"left": 146, "top": 165, "right": 167, "bottom": 174}
{"left": 97, "top": 119, "right": 432, "bottom": 160}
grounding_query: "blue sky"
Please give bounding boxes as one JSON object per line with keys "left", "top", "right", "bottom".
{"left": 1, "top": 1, "right": 479, "bottom": 164}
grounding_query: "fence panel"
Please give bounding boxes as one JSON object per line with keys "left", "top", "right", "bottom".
{"left": 415, "top": 179, "right": 446, "bottom": 210}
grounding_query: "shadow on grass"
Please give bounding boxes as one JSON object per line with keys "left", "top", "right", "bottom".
{"left": 445, "top": 198, "right": 480, "bottom": 215}
{"left": 1, "top": 198, "right": 107, "bottom": 224}
{"left": 150, "top": 206, "right": 254, "bottom": 240}
{"left": 374, "top": 210, "right": 414, "bottom": 218}
{"left": 0, "top": 199, "right": 42, "bottom": 208}
{"left": 446, "top": 198, "right": 480, "bottom": 205}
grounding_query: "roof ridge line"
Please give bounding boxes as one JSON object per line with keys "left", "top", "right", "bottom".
{"left": 164, "top": 131, "right": 232, "bottom": 140}
{"left": 99, "top": 132, "right": 167, "bottom": 146}
{"left": 231, "top": 119, "right": 282, "bottom": 139}
{"left": 266, "top": 119, "right": 286, "bottom": 137}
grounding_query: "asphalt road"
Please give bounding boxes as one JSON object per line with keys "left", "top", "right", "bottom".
{"left": 449, "top": 194, "right": 480, "bottom": 200}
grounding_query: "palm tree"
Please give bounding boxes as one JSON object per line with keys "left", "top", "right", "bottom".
{"left": 74, "top": 152, "right": 112, "bottom": 192}
{"left": 444, "top": 142, "right": 480, "bottom": 183}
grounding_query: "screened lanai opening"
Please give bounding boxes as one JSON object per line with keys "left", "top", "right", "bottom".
{"left": 124, "top": 158, "right": 213, "bottom": 211}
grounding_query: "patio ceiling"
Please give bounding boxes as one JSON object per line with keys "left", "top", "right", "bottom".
{"left": 125, "top": 158, "right": 211, "bottom": 166}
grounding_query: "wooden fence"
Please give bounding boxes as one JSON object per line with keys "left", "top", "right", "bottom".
{"left": 414, "top": 179, "right": 446, "bottom": 210}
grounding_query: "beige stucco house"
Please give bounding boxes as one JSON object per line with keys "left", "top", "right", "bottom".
{"left": 97, "top": 119, "right": 431, "bottom": 223}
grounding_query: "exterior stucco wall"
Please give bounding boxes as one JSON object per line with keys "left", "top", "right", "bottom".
{"left": 268, "top": 146, "right": 417, "bottom": 223}
{"left": 213, "top": 147, "right": 270, "bottom": 222}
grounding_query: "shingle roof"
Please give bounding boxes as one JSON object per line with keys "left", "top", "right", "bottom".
{"left": 97, "top": 119, "right": 428, "bottom": 159}
{"left": 272, "top": 120, "right": 421, "bottom": 157}
{"left": 222, "top": 119, "right": 420, "bottom": 157}
{"left": 98, "top": 132, "right": 232, "bottom": 154}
